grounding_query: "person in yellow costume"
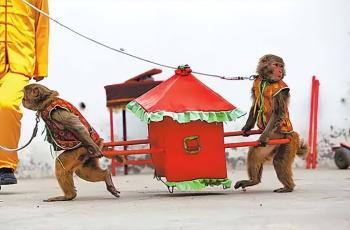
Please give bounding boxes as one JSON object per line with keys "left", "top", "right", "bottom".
{"left": 0, "top": 0, "right": 49, "bottom": 185}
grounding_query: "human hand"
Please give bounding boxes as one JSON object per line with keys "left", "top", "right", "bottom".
{"left": 33, "top": 76, "right": 45, "bottom": 82}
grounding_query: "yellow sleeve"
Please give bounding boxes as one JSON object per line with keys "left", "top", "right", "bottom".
{"left": 34, "top": 0, "right": 50, "bottom": 77}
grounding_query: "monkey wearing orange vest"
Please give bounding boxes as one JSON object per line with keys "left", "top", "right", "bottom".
{"left": 234, "top": 54, "right": 308, "bottom": 193}
{"left": 23, "top": 83, "right": 120, "bottom": 201}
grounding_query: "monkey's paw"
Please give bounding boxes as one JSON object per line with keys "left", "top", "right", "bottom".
{"left": 273, "top": 187, "right": 293, "bottom": 193}
{"left": 107, "top": 185, "right": 121, "bottom": 198}
{"left": 90, "top": 152, "right": 103, "bottom": 158}
{"left": 234, "top": 180, "right": 249, "bottom": 189}
{"left": 43, "top": 195, "right": 75, "bottom": 202}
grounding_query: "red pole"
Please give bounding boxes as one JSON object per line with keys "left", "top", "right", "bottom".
{"left": 103, "top": 148, "right": 163, "bottom": 157}
{"left": 109, "top": 107, "right": 117, "bottom": 176}
{"left": 307, "top": 76, "right": 320, "bottom": 169}
{"left": 122, "top": 109, "right": 128, "bottom": 175}
{"left": 224, "top": 138, "right": 290, "bottom": 148}
{"left": 224, "top": 129, "right": 263, "bottom": 137}
{"left": 312, "top": 79, "right": 320, "bottom": 169}
{"left": 109, "top": 107, "right": 115, "bottom": 144}
{"left": 307, "top": 76, "right": 315, "bottom": 169}
{"left": 103, "top": 139, "right": 149, "bottom": 147}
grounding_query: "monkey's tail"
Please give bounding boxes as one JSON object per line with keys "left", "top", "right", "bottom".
{"left": 288, "top": 132, "right": 309, "bottom": 157}
{"left": 296, "top": 139, "right": 309, "bottom": 157}
{"left": 99, "top": 138, "right": 125, "bottom": 163}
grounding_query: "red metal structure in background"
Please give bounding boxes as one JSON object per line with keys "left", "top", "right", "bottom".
{"left": 104, "top": 69, "right": 163, "bottom": 176}
{"left": 306, "top": 76, "right": 320, "bottom": 169}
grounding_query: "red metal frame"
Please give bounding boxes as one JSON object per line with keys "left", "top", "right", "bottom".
{"left": 122, "top": 109, "right": 128, "bottom": 175}
{"left": 224, "top": 129, "right": 290, "bottom": 147}
{"left": 224, "top": 130, "right": 263, "bottom": 137}
{"left": 104, "top": 139, "right": 149, "bottom": 147}
{"left": 102, "top": 130, "right": 290, "bottom": 159}
{"left": 108, "top": 108, "right": 118, "bottom": 176}
{"left": 103, "top": 148, "right": 162, "bottom": 157}
{"left": 108, "top": 108, "right": 151, "bottom": 176}
{"left": 224, "top": 139, "right": 290, "bottom": 148}
{"left": 306, "top": 76, "right": 320, "bottom": 169}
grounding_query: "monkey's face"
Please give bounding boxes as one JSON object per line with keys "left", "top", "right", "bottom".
{"left": 22, "top": 83, "right": 58, "bottom": 111}
{"left": 260, "top": 61, "right": 285, "bottom": 82}
{"left": 269, "top": 61, "right": 284, "bottom": 82}
{"left": 256, "top": 54, "right": 286, "bottom": 82}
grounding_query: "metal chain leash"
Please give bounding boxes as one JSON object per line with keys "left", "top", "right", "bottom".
{"left": 20, "top": 0, "right": 256, "bottom": 81}
{"left": 0, "top": 112, "right": 40, "bottom": 152}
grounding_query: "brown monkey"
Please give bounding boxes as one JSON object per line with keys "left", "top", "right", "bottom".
{"left": 234, "top": 54, "right": 308, "bottom": 193}
{"left": 22, "top": 83, "right": 120, "bottom": 201}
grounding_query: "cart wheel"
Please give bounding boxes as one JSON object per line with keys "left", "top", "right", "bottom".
{"left": 334, "top": 147, "right": 350, "bottom": 169}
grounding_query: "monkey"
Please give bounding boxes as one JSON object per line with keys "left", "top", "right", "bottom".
{"left": 234, "top": 54, "right": 308, "bottom": 193}
{"left": 22, "top": 83, "right": 120, "bottom": 201}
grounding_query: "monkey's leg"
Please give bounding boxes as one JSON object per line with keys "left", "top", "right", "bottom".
{"left": 234, "top": 145, "right": 276, "bottom": 190}
{"left": 273, "top": 143, "right": 296, "bottom": 193}
{"left": 75, "top": 158, "right": 120, "bottom": 198}
{"left": 44, "top": 148, "right": 85, "bottom": 202}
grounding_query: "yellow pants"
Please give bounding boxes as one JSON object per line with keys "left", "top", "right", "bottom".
{"left": 0, "top": 72, "right": 29, "bottom": 170}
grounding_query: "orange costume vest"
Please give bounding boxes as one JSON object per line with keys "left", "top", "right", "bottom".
{"left": 252, "top": 78, "right": 293, "bottom": 133}
{"left": 40, "top": 98, "right": 100, "bottom": 151}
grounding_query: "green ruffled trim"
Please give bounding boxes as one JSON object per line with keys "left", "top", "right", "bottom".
{"left": 165, "top": 178, "right": 232, "bottom": 191}
{"left": 127, "top": 101, "right": 246, "bottom": 124}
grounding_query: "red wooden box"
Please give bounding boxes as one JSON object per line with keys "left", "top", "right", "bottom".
{"left": 149, "top": 117, "right": 227, "bottom": 182}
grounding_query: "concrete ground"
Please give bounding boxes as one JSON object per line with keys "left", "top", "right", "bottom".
{"left": 0, "top": 167, "right": 349, "bottom": 230}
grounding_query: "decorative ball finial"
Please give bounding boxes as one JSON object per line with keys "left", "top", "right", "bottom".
{"left": 176, "top": 64, "right": 192, "bottom": 76}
